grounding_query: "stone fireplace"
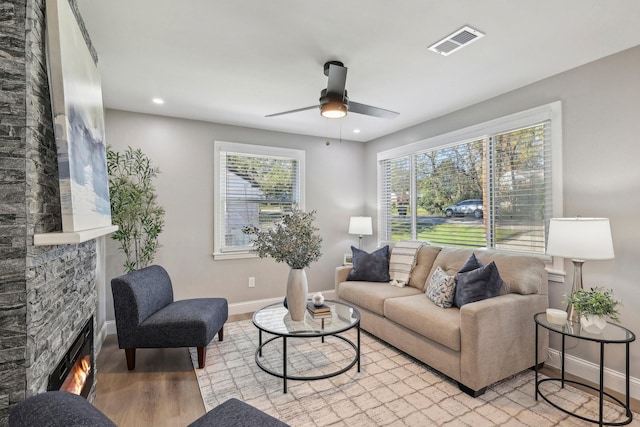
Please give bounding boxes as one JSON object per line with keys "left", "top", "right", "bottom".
{"left": 0, "top": 0, "right": 102, "bottom": 423}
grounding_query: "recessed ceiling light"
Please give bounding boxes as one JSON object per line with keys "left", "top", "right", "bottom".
{"left": 353, "top": 129, "right": 361, "bottom": 133}
{"left": 152, "top": 98, "right": 164, "bottom": 105}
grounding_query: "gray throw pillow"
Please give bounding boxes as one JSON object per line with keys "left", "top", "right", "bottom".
{"left": 347, "top": 246, "right": 390, "bottom": 282}
{"left": 458, "top": 252, "right": 483, "bottom": 273}
{"left": 454, "top": 255, "right": 504, "bottom": 307}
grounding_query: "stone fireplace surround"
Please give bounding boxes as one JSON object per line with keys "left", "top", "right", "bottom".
{"left": 0, "top": 0, "right": 102, "bottom": 423}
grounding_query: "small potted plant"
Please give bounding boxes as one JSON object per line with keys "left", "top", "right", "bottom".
{"left": 565, "top": 287, "right": 621, "bottom": 333}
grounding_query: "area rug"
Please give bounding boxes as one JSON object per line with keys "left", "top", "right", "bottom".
{"left": 190, "top": 320, "right": 637, "bottom": 426}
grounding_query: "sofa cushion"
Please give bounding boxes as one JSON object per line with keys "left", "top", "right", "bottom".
{"left": 475, "top": 252, "right": 547, "bottom": 295}
{"left": 425, "top": 266, "right": 456, "bottom": 308}
{"left": 454, "top": 260, "right": 504, "bottom": 307}
{"left": 408, "top": 245, "right": 442, "bottom": 290}
{"left": 384, "top": 294, "right": 461, "bottom": 351}
{"left": 338, "top": 281, "right": 422, "bottom": 316}
{"left": 347, "top": 246, "right": 390, "bottom": 282}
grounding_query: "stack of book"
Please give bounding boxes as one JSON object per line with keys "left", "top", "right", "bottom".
{"left": 306, "top": 302, "right": 332, "bottom": 319}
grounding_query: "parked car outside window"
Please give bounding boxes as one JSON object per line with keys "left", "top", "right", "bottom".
{"left": 444, "top": 199, "right": 483, "bottom": 218}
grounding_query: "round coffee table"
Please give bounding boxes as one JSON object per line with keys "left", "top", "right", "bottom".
{"left": 252, "top": 300, "right": 360, "bottom": 393}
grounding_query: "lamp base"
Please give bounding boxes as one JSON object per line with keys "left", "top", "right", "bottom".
{"left": 565, "top": 259, "right": 584, "bottom": 323}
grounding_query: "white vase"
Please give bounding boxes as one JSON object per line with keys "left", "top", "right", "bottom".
{"left": 286, "top": 269, "right": 308, "bottom": 321}
{"left": 580, "top": 314, "right": 607, "bottom": 334}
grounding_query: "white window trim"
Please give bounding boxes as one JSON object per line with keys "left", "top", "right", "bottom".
{"left": 213, "top": 141, "right": 305, "bottom": 260}
{"left": 377, "top": 101, "right": 564, "bottom": 279}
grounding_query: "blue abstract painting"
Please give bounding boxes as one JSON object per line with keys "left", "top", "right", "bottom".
{"left": 46, "top": 0, "right": 112, "bottom": 232}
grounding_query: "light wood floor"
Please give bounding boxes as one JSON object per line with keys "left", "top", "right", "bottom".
{"left": 94, "top": 313, "right": 251, "bottom": 426}
{"left": 94, "top": 313, "right": 638, "bottom": 426}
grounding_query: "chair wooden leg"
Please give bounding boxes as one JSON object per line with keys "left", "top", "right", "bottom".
{"left": 197, "top": 346, "right": 206, "bottom": 368}
{"left": 218, "top": 325, "right": 224, "bottom": 341}
{"left": 125, "top": 348, "right": 136, "bottom": 370}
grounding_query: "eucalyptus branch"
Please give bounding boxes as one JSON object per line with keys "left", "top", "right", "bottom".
{"left": 242, "top": 206, "right": 322, "bottom": 269}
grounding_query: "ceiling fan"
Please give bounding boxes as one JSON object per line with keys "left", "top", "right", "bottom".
{"left": 266, "top": 61, "right": 399, "bottom": 119}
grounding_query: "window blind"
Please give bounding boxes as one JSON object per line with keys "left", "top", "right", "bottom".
{"left": 218, "top": 149, "right": 300, "bottom": 253}
{"left": 379, "top": 120, "right": 553, "bottom": 254}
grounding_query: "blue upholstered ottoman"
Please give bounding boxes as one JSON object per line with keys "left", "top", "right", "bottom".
{"left": 187, "top": 398, "right": 289, "bottom": 427}
{"left": 9, "top": 391, "right": 116, "bottom": 427}
{"left": 9, "top": 393, "right": 290, "bottom": 427}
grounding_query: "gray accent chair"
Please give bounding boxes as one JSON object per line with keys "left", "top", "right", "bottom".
{"left": 111, "top": 265, "right": 228, "bottom": 370}
{"left": 9, "top": 392, "right": 290, "bottom": 426}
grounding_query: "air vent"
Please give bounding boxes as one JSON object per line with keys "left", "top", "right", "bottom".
{"left": 428, "top": 26, "right": 485, "bottom": 56}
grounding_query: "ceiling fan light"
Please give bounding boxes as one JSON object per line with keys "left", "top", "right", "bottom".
{"left": 321, "top": 101, "right": 347, "bottom": 118}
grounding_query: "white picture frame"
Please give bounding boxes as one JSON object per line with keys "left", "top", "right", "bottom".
{"left": 343, "top": 253, "right": 353, "bottom": 265}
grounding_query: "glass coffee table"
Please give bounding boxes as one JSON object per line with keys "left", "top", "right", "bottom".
{"left": 252, "top": 300, "right": 360, "bottom": 393}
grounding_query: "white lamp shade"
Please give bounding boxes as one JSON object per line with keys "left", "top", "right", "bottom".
{"left": 348, "top": 216, "right": 373, "bottom": 235}
{"left": 546, "top": 218, "right": 614, "bottom": 260}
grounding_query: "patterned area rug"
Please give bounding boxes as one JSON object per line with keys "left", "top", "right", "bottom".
{"left": 190, "top": 320, "right": 638, "bottom": 426}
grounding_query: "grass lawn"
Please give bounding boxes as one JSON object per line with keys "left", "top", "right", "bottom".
{"left": 391, "top": 220, "right": 523, "bottom": 248}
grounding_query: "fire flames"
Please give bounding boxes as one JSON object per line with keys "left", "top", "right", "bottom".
{"left": 61, "top": 355, "right": 91, "bottom": 395}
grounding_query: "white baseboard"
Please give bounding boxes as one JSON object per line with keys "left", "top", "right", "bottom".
{"left": 546, "top": 348, "right": 640, "bottom": 400}
{"left": 227, "top": 289, "right": 336, "bottom": 316}
{"left": 103, "top": 289, "right": 337, "bottom": 335}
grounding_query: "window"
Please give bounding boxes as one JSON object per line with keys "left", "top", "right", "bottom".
{"left": 378, "top": 102, "right": 562, "bottom": 256}
{"left": 214, "top": 141, "right": 305, "bottom": 259}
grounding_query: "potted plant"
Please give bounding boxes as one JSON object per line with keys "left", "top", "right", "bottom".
{"left": 565, "top": 287, "right": 621, "bottom": 333}
{"left": 107, "top": 146, "right": 166, "bottom": 273}
{"left": 242, "top": 207, "right": 322, "bottom": 320}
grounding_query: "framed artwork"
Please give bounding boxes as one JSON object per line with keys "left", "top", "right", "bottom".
{"left": 343, "top": 254, "right": 353, "bottom": 265}
{"left": 46, "top": 0, "right": 111, "bottom": 232}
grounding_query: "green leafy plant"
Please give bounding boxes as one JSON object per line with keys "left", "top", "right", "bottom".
{"left": 242, "top": 206, "right": 322, "bottom": 269}
{"left": 107, "top": 146, "right": 165, "bottom": 272}
{"left": 564, "top": 287, "right": 621, "bottom": 322}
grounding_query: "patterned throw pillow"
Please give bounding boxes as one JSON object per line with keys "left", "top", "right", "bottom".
{"left": 425, "top": 266, "right": 456, "bottom": 308}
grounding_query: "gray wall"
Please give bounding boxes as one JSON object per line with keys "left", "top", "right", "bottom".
{"left": 364, "top": 45, "right": 640, "bottom": 378}
{"left": 103, "top": 109, "right": 366, "bottom": 321}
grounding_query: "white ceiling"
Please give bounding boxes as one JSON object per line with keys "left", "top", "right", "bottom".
{"left": 76, "top": 0, "right": 640, "bottom": 142}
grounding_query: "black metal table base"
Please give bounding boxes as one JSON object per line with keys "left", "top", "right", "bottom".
{"left": 255, "top": 326, "right": 361, "bottom": 393}
{"left": 535, "top": 321, "right": 633, "bottom": 426}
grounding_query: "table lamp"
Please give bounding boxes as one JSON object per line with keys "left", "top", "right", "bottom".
{"left": 348, "top": 216, "right": 372, "bottom": 250}
{"left": 546, "top": 218, "right": 614, "bottom": 323}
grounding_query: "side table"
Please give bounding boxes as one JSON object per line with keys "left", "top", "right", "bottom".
{"left": 534, "top": 312, "right": 635, "bottom": 426}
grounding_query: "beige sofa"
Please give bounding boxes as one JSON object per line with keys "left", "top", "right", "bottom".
{"left": 335, "top": 242, "right": 549, "bottom": 396}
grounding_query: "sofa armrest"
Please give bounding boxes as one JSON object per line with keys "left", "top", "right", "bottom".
{"left": 335, "top": 266, "right": 352, "bottom": 295}
{"left": 459, "top": 293, "right": 548, "bottom": 392}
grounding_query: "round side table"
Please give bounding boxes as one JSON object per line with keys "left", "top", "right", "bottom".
{"left": 534, "top": 312, "right": 635, "bottom": 426}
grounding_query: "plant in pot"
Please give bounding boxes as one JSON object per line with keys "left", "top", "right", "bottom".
{"left": 564, "top": 287, "right": 621, "bottom": 333}
{"left": 107, "top": 146, "right": 166, "bottom": 273}
{"left": 242, "top": 207, "right": 322, "bottom": 321}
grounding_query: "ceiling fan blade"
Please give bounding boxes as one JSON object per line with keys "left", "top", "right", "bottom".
{"left": 265, "top": 105, "right": 319, "bottom": 117}
{"left": 326, "top": 63, "right": 347, "bottom": 96}
{"left": 348, "top": 101, "right": 399, "bottom": 119}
